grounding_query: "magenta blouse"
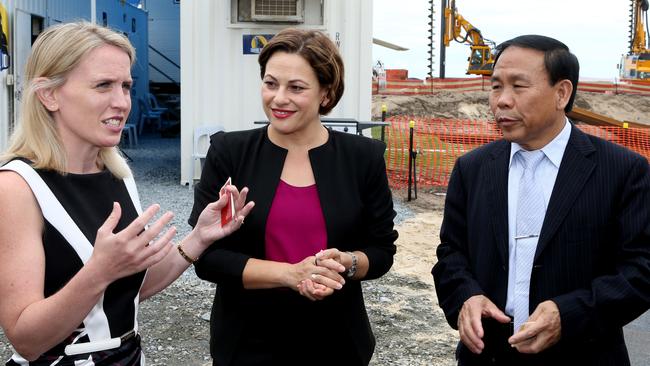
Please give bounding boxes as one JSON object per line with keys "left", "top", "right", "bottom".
{"left": 264, "top": 180, "right": 327, "bottom": 264}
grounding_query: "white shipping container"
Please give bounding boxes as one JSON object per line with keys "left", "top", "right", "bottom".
{"left": 181, "top": 0, "right": 373, "bottom": 184}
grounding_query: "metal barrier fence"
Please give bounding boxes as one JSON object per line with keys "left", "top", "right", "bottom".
{"left": 386, "top": 116, "right": 650, "bottom": 188}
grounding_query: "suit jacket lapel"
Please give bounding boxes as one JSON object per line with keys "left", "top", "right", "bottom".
{"left": 486, "top": 141, "right": 511, "bottom": 266}
{"left": 535, "top": 125, "right": 596, "bottom": 260}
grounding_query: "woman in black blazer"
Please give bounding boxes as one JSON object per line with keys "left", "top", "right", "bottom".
{"left": 188, "top": 28, "right": 398, "bottom": 365}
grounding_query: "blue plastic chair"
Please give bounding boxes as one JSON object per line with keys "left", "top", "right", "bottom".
{"left": 137, "top": 97, "right": 164, "bottom": 135}
{"left": 147, "top": 92, "right": 169, "bottom": 114}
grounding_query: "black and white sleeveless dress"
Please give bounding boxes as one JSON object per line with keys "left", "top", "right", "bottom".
{"left": 1, "top": 160, "right": 147, "bottom": 366}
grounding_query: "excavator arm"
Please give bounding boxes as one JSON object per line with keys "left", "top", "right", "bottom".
{"left": 442, "top": 0, "right": 495, "bottom": 75}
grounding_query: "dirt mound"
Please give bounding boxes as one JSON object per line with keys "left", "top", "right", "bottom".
{"left": 373, "top": 91, "right": 650, "bottom": 125}
{"left": 573, "top": 92, "right": 650, "bottom": 125}
{"left": 372, "top": 91, "right": 491, "bottom": 120}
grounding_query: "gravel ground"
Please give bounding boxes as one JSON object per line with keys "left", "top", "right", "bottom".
{"left": 0, "top": 133, "right": 456, "bottom": 365}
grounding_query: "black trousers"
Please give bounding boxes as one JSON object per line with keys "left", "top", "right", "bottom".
{"left": 218, "top": 325, "right": 365, "bottom": 366}
{"left": 457, "top": 319, "right": 632, "bottom": 366}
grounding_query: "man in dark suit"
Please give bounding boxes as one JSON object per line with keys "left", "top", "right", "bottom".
{"left": 432, "top": 34, "right": 650, "bottom": 365}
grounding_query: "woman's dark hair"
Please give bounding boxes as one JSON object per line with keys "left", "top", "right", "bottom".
{"left": 494, "top": 35, "right": 580, "bottom": 112}
{"left": 258, "top": 28, "right": 344, "bottom": 115}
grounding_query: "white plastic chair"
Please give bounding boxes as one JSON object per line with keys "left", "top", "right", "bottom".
{"left": 190, "top": 125, "right": 225, "bottom": 189}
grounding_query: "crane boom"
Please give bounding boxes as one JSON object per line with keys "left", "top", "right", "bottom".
{"left": 631, "top": 0, "right": 649, "bottom": 54}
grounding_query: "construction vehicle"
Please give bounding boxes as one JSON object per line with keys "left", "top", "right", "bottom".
{"left": 442, "top": 0, "right": 496, "bottom": 75}
{"left": 620, "top": 0, "right": 650, "bottom": 79}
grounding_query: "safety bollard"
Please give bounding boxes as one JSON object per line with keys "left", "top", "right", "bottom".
{"left": 412, "top": 147, "right": 418, "bottom": 200}
{"left": 381, "top": 104, "right": 387, "bottom": 142}
{"left": 408, "top": 120, "right": 415, "bottom": 201}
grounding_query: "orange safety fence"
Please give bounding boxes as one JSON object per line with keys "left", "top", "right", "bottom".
{"left": 372, "top": 77, "right": 650, "bottom": 96}
{"left": 385, "top": 116, "right": 650, "bottom": 188}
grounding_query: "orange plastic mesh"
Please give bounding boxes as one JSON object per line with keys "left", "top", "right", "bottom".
{"left": 385, "top": 117, "right": 650, "bottom": 188}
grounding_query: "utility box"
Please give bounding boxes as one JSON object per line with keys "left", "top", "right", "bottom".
{"left": 181, "top": 0, "right": 373, "bottom": 184}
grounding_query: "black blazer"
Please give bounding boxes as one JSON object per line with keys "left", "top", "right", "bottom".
{"left": 433, "top": 124, "right": 650, "bottom": 365}
{"left": 189, "top": 126, "right": 398, "bottom": 365}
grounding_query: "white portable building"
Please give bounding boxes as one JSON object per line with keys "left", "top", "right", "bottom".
{"left": 181, "top": 0, "right": 373, "bottom": 185}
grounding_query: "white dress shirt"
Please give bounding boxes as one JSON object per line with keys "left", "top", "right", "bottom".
{"left": 505, "top": 118, "right": 571, "bottom": 320}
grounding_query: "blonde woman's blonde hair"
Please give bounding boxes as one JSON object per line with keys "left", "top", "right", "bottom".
{"left": 1, "top": 21, "right": 135, "bottom": 178}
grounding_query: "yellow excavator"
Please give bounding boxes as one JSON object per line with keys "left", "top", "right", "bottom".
{"left": 620, "top": 0, "right": 650, "bottom": 79}
{"left": 442, "top": 0, "right": 495, "bottom": 75}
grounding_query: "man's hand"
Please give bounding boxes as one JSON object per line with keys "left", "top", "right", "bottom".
{"left": 508, "top": 300, "right": 561, "bottom": 353}
{"left": 458, "top": 295, "right": 511, "bottom": 354}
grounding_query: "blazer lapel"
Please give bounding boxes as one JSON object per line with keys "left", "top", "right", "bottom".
{"left": 486, "top": 141, "right": 511, "bottom": 266}
{"left": 535, "top": 125, "right": 596, "bottom": 260}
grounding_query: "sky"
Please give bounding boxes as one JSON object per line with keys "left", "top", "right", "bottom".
{"left": 373, "top": 0, "right": 631, "bottom": 80}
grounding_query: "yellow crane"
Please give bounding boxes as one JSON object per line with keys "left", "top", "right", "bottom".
{"left": 442, "top": 0, "right": 495, "bottom": 76}
{"left": 620, "top": 0, "right": 650, "bottom": 79}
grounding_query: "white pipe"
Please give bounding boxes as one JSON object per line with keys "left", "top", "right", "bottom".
{"left": 90, "top": 0, "right": 96, "bottom": 24}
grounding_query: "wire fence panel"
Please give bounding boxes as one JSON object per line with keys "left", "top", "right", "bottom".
{"left": 385, "top": 116, "right": 650, "bottom": 189}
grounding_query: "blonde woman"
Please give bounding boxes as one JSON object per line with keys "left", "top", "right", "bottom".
{"left": 0, "top": 22, "right": 253, "bottom": 365}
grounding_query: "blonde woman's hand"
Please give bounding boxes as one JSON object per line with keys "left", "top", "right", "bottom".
{"left": 194, "top": 185, "right": 255, "bottom": 247}
{"left": 89, "top": 203, "right": 177, "bottom": 284}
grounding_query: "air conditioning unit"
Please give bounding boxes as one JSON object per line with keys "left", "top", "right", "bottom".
{"left": 251, "top": 0, "right": 304, "bottom": 22}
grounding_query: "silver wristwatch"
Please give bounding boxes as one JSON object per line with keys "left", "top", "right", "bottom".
{"left": 345, "top": 251, "right": 358, "bottom": 278}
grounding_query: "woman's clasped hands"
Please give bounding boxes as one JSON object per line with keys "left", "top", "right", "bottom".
{"left": 296, "top": 248, "right": 353, "bottom": 301}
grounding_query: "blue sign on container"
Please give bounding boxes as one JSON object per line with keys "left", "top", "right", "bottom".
{"left": 243, "top": 34, "right": 274, "bottom": 55}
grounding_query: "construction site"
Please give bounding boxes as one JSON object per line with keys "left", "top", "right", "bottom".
{"left": 369, "top": 1, "right": 650, "bottom": 365}
{"left": 374, "top": 0, "right": 650, "bottom": 190}
{"left": 0, "top": 1, "right": 649, "bottom": 365}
